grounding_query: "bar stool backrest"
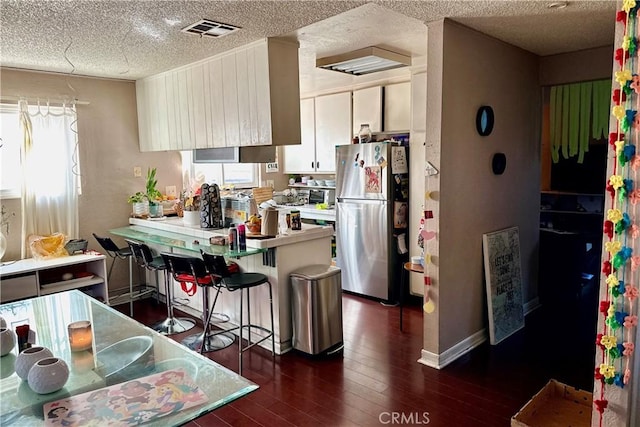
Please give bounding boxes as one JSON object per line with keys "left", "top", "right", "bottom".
{"left": 161, "top": 253, "right": 208, "bottom": 281}
{"left": 139, "top": 244, "right": 156, "bottom": 265}
{"left": 93, "top": 233, "right": 124, "bottom": 257}
{"left": 125, "top": 240, "right": 146, "bottom": 268}
{"left": 200, "top": 251, "right": 230, "bottom": 283}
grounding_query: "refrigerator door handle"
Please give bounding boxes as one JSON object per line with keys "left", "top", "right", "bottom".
{"left": 337, "top": 198, "right": 385, "bottom": 204}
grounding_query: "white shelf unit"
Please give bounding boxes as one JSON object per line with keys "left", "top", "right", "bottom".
{"left": 0, "top": 254, "right": 109, "bottom": 304}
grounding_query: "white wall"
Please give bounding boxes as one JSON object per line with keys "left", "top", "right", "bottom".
{"left": 0, "top": 68, "right": 181, "bottom": 292}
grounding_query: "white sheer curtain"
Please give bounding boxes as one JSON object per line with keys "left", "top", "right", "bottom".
{"left": 19, "top": 100, "right": 79, "bottom": 258}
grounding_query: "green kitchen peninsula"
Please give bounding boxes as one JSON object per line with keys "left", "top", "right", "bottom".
{"left": 110, "top": 218, "right": 334, "bottom": 354}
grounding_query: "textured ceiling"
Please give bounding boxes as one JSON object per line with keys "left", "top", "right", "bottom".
{"left": 0, "top": 0, "right": 617, "bottom": 90}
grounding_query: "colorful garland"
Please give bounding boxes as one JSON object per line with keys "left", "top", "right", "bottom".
{"left": 596, "top": 0, "right": 640, "bottom": 422}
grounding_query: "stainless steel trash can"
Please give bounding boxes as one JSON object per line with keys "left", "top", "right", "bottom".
{"left": 290, "top": 265, "right": 343, "bottom": 355}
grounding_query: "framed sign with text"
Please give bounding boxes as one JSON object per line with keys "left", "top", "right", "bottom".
{"left": 482, "top": 226, "right": 525, "bottom": 345}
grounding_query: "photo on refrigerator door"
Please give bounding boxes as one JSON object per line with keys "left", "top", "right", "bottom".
{"left": 394, "top": 201, "right": 408, "bottom": 229}
{"left": 364, "top": 166, "right": 381, "bottom": 193}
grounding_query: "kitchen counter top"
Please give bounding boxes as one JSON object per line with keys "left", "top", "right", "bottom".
{"left": 128, "top": 217, "right": 333, "bottom": 249}
{"left": 124, "top": 216, "right": 333, "bottom": 355}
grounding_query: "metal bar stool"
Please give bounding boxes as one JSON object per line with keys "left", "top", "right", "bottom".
{"left": 92, "top": 233, "right": 136, "bottom": 315}
{"left": 126, "top": 240, "right": 195, "bottom": 335}
{"left": 201, "top": 250, "right": 275, "bottom": 374}
{"left": 161, "top": 252, "right": 234, "bottom": 353}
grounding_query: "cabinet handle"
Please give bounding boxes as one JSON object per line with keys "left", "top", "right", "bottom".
{"left": 311, "top": 162, "right": 314, "bottom": 169}
{"left": 316, "top": 161, "right": 320, "bottom": 169}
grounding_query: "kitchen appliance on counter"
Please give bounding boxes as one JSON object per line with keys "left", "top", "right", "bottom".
{"left": 309, "top": 188, "right": 335, "bottom": 205}
{"left": 200, "top": 183, "right": 223, "bottom": 229}
{"left": 335, "top": 141, "right": 409, "bottom": 302}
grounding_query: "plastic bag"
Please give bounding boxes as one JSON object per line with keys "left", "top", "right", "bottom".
{"left": 28, "top": 233, "right": 69, "bottom": 259}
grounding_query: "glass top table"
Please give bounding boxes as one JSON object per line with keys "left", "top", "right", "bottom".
{"left": 0, "top": 290, "right": 257, "bottom": 426}
{"left": 109, "top": 226, "right": 265, "bottom": 258}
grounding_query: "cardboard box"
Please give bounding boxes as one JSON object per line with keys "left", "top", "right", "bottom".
{"left": 511, "top": 379, "right": 592, "bottom": 427}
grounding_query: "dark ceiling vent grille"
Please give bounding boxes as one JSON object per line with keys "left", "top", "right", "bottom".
{"left": 181, "top": 19, "right": 240, "bottom": 38}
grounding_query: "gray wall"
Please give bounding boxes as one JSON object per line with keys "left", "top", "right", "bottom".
{"left": 0, "top": 68, "right": 181, "bottom": 292}
{"left": 425, "top": 20, "right": 541, "bottom": 353}
{"left": 539, "top": 45, "right": 614, "bottom": 86}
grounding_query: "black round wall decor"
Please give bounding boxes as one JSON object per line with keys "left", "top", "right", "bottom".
{"left": 492, "top": 153, "right": 507, "bottom": 175}
{"left": 476, "top": 106, "right": 494, "bottom": 136}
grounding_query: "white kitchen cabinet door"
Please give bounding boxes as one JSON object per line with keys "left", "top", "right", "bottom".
{"left": 284, "top": 98, "right": 316, "bottom": 173}
{"left": 252, "top": 40, "right": 274, "bottom": 146}
{"left": 384, "top": 81, "right": 411, "bottom": 131}
{"left": 152, "top": 75, "right": 171, "bottom": 150}
{"left": 175, "top": 68, "right": 194, "bottom": 150}
{"left": 315, "top": 91, "right": 351, "bottom": 173}
{"left": 352, "top": 86, "right": 382, "bottom": 135}
{"left": 135, "top": 78, "right": 153, "bottom": 151}
{"left": 188, "top": 63, "right": 208, "bottom": 149}
{"left": 204, "top": 58, "right": 227, "bottom": 148}
{"left": 222, "top": 52, "right": 241, "bottom": 148}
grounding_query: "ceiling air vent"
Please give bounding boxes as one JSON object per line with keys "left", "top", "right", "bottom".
{"left": 181, "top": 19, "right": 240, "bottom": 38}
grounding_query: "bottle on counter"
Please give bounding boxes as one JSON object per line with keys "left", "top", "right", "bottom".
{"left": 237, "top": 223, "right": 247, "bottom": 251}
{"left": 291, "top": 210, "right": 301, "bottom": 231}
{"left": 228, "top": 226, "right": 237, "bottom": 251}
{"left": 358, "top": 124, "right": 372, "bottom": 144}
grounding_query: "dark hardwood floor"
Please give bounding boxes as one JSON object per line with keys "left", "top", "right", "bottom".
{"left": 117, "top": 290, "right": 596, "bottom": 427}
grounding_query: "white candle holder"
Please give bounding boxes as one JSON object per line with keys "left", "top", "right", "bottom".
{"left": 68, "top": 321, "right": 92, "bottom": 352}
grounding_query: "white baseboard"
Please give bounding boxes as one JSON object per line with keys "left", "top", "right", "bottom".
{"left": 416, "top": 299, "right": 539, "bottom": 370}
{"left": 417, "top": 329, "right": 487, "bottom": 369}
{"left": 524, "top": 297, "right": 541, "bottom": 315}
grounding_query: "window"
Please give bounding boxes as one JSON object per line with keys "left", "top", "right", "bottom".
{"left": 0, "top": 104, "right": 21, "bottom": 198}
{"left": 180, "top": 151, "right": 260, "bottom": 190}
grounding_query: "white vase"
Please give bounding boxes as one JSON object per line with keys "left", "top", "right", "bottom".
{"left": 0, "top": 328, "right": 16, "bottom": 357}
{"left": 132, "top": 201, "right": 149, "bottom": 216}
{"left": 27, "top": 357, "right": 69, "bottom": 394}
{"left": 183, "top": 210, "right": 199, "bottom": 226}
{"left": 15, "top": 346, "right": 54, "bottom": 380}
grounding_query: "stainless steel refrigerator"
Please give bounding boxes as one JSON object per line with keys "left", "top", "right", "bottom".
{"left": 335, "top": 141, "right": 409, "bottom": 302}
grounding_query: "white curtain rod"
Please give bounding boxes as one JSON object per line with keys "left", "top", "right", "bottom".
{"left": 0, "top": 95, "right": 90, "bottom": 105}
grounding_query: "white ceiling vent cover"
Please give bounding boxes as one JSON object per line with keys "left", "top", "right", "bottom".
{"left": 181, "top": 19, "right": 240, "bottom": 38}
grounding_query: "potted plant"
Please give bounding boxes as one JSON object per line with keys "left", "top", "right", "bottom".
{"left": 128, "top": 168, "right": 163, "bottom": 217}
{"left": 128, "top": 191, "right": 149, "bottom": 217}
{"left": 180, "top": 188, "right": 201, "bottom": 226}
{"left": 145, "top": 168, "right": 163, "bottom": 217}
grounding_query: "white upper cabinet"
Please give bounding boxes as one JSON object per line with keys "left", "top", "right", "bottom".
{"left": 136, "top": 38, "right": 300, "bottom": 152}
{"left": 284, "top": 98, "right": 316, "bottom": 173}
{"left": 314, "top": 92, "right": 352, "bottom": 173}
{"left": 284, "top": 92, "right": 351, "bottom": 174}
{"left": 352, "top": 86, "right": 382, "bottom": 135}
{"left": 384, "top": 81, "right": 411, "bottom": 131}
